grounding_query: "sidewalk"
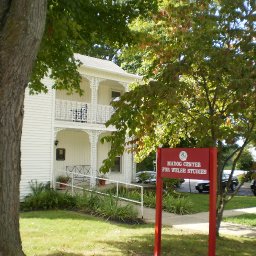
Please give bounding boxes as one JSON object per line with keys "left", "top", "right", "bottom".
{"left": 139, "top": 206, "right": 256, "bottom": 238}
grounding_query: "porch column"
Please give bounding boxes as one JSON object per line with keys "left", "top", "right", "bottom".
{"left": 127, "top": 152, "right": 134, "bottom": 183}
{"left": 122, "top": 146, "right": 133, "bottom": 183}
{"left": 132, "top": 153, "right": 137, "bottom": 182}
{"left": 90, "top": 77, "right": 100, "bottom": 123}
{"left": 88, "top": 130, "right": 100, "bottom": 187}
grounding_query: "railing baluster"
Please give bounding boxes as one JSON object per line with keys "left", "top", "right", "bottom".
{"left": 71, "top": 172, "right": 74, "bottom": 196}
{"left": 141, "top": 186, "right": 144, "bottom": 219}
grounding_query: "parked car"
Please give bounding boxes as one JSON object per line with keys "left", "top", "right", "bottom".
{"left": 250, "top": 179, "right": 256, "bottom": 196}
{"left": 195, "top": 174, "right": 239, "bottom": 193}
{"left": 136, "top": 171, "right": 156, "bottom": 184}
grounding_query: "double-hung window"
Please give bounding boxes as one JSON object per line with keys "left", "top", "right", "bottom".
{"left": 111, "top": 156, "right": 122, "bottom": 173}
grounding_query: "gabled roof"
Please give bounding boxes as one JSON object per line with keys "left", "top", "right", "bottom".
{"left": 74, "top": 53, "right": 140, "bottom": 79}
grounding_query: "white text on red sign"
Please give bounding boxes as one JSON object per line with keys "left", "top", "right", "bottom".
{"left": 167, "top": 161, "right": 202, "bottom": 167}
{"left": 162, "top": 167, "right": 207, "bottom": 175}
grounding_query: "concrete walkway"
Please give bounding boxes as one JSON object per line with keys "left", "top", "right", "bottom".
{"left": 139, "top": 206, "right": 256, "bottom": 238}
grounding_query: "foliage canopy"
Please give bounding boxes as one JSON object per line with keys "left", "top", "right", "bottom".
{"left": 30, "top": 0, "right": 158, "bottom": 94}
{"left": 100, "top": 0, "right": 256, "bottom": 234}
{"left": 101, "top": 0, "right": 256, "bottom": 175}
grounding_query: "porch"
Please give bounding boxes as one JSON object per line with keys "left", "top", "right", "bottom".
{"left": 53, "top": 129, "right": 133, "bottom": 186}
{"left": 55, "top": 99, "right": 114, "bottom": 124}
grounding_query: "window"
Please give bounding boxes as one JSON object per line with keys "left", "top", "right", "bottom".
{"left": 111, "top": 90, "right": 121, "bottom": 102}
{"left": 111, "top": 156, "right": 122, "bottom": 172}
{"left": 56, "top": 148, "right": 65, "bottom": 161}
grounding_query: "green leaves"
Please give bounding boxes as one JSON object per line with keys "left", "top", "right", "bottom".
{"left": 101, "top": 0, "right": 256, "bottom": 171}
{"left": 29, "top": 0, "right": 158, "bottom": 93}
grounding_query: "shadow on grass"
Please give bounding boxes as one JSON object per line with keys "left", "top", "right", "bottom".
{"left": 20, "top": 210, "right": 149, "bottom": 229}
{"left": 102, "top": 233, "right": 256, "bottom": 256}
{"left": 44, "top": 252, "right": 130, "bottom": 256}
{"left": 21, "top": 210, "right": 256, "bottom": 256}
{"left": 98, "top": 233, "right": 207, "bottom": 256}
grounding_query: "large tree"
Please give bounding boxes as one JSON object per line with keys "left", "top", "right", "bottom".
{"left": 101, "top": 0, "right": 256, "bottom": 235}
{"left": 0, "top": 2, "right": 47, "bottom": 255}
{"left": 0, "top": 1, "right": 157, "bottom": 255}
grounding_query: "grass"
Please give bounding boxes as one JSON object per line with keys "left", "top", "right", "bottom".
{"left": 224, "top": 214, "right": 256, "bottom": 227}
{"left": 20, "top": 210, "right": 256, "bottom": 256}
{"left": 180, "top": 193, "right": 256, "bottom": 213}
{"left": 105, "top": 185, "right": 256, "bottom": 215}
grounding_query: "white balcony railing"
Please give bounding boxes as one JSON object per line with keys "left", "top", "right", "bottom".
{"left": 96, "top": 104, "right": 115, "bottom": 124}
{"left": 55, "top": 99, "right": 114, "bottom": 124}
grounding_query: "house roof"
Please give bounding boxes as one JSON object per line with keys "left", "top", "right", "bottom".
{"left": 74, "top": 53, "right": 140, "bottom": 79}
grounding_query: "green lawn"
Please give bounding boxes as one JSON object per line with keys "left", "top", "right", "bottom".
{"left": 181, "top": 193, "right": 256, "bottom": 213}
{"left": 224, "top": 214, "right": 256, "bottom": 227}
{"left": 20, "top": 210, "right": 255, "bottom": 256}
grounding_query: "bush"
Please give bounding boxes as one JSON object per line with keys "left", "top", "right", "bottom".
{"left": 237, "top": 174, "right": 245, "bottom": 184}
{"left": 106, "top": 186, "right": 193, "bottom": 215}
{"left": 163, "top": 195, "right": 193, "bottom": 215}
{"left": 143, "top": 191, "right": 157, "bottom": 208}
{"left": 95, "top": 195, "right": 138, "bottom": 222}
{"left": 76, "top": 191, "right": 139, "bottom": 223}
{"left": 21, "top": 181, "right": 139, "bottom": 224}
{"left": 163, "top": 178, "right": 185, "bottom": 191}
{"left": 21, "top": 180, "right": 76, "bottom": 211}
{"left": 76, "top": 191, "right": 101, "bottom": 212}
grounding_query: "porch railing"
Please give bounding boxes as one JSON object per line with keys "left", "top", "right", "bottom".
{"left": 96, "top": 104, "right": 115, "bottom": 124}
{"left": 55, "top": 99, "right": 114, "bottom": 124}
{"left": 65, "top": 165, "right": 92, "bottom": 185}
{"left": 56, "top": 171, "right": 144, "bottom": 218}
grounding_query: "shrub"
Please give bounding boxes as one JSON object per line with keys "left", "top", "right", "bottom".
{"left": 56, "top": 175, "right": 70, "bottom": 183}
{"left": 163, "top": 195, "right": 193, "bottom": 215}
{"left": 95, "top": 195, "right": 138, "bottom": 222}
{"left": 163, "top": 178, "right": 185, "bottom": 191}
{"left": 21, "top": 181, "right": 139, "bottom": 223}
{"left": 105, "top": 186, "right": 193, "bottom": 215}
{"left": 76, "top": 191, "right": 101, "bottom": 212}
{"left": 143, "top": 191, "right": 157, "bottom": 208}
{"left": 237, "top": 174, "right": 245, "bottom": 184}
{"left": 21, "top": 180, "right": 76, "bottom": 211}
{"left": 76, "top": 191, "right": 139, "bottom": 223}
{"left": 137, "top": 172, "right": 151, "bottom": 183}
{"left": 29, "top": 180, "right": 50, "bottom": 195}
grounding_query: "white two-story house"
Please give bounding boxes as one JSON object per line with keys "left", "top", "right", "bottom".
{"left": 20, "top": 54, "right": 140, "bottom": 198}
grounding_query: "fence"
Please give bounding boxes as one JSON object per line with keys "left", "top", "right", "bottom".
{"left": 56, "top": 171, "right": 144, "bottom": 218}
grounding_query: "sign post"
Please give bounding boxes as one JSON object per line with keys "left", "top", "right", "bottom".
{"left": 208, "top": 147, "right": 217, "bottom": 256}
{"left": 154, "top": 147, "right": 217, "bottom": 256}
{"left": 154, "top": 149, "right": 163, "bottom": 256}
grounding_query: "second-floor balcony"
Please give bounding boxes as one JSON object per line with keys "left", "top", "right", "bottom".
{"left": 55, "top": 99, "right": 114, "bottom": 124}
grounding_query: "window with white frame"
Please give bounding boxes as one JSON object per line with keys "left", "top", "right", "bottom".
{"left": 111, "top": 90, "right": 121, "bottom": 102}
{"left": 111, "top": 156, "right": 122, "bottom": 173}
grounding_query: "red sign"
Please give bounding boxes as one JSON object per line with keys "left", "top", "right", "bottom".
{"left": 154, "top": 147, "right": 217, "bottom": 256}
{"left": 160, "top": 148, "right": 210, "bottom": 180}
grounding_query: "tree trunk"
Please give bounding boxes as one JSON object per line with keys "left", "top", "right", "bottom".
{"left": 216, "top": 194, "right": 226, "bottom": 236}
{"left": 0, "top": 1, "right": 47, "bottom": 255}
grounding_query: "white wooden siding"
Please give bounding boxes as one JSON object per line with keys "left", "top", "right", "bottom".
{"left": 97, "top": 133, "right": 110, "bottom": 172}
{"left": 97, "top": 133, "right": 128, "bottom": 183}
{"left": 20, "top": 56, "right": 139, "bottom": 198}
{"left": 20, "top": 80, "right": 54, "bottom": 199}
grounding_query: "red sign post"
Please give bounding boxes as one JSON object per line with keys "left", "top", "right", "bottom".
{"left": 154, "top": 147, "right": 217, "bottom": 256}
